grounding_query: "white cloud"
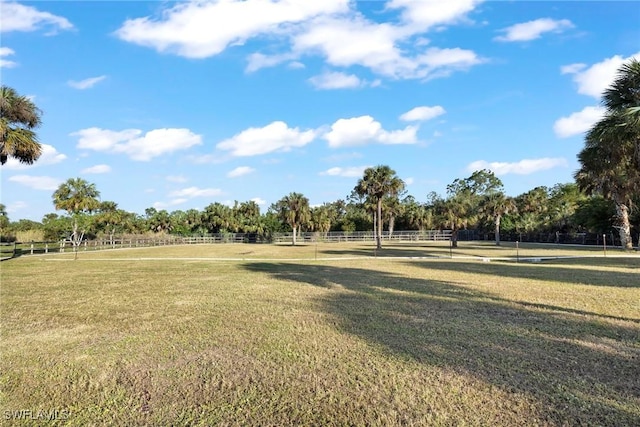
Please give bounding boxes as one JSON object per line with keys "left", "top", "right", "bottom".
{"left": 68, "top": 75, "right": 107, "bottom": 90}
{"left": 293, "top": 17, "right": 483, "bottom": 80}
{"left": 3, "top": 144, "right": 67, "bottom": 170}
{"left": 8, "top": 175, "right": 61, "bottom": 190}
{"left": 251, "top": 197, "right": 266, "bottom": 206}
{"left": 308, "top": 71, "right": 363, "bottom": 89}
{"left": 0, "top": 2, "right": 73, "bottom": 33}
{"left": 553, "top": 106, "right": 606, "bottom": 138}
{"left": 115, "top": 0, "right": 484, "bottom": 81}
{"left": 560, "top": 63, "right": 586, "bottom": 75}
{"left": 0, "top": 47, "right": 17, "bottom": 68}
{"left": 400, "top": 105, "right": 445, "bottom": 122}
{"left": 81, "top": 164, "right": 111, "bottom": 174}
{"left": 227, "top": 166, "right": 256, "bottom": 178}
{"left": 319, "top": 166, "right": 369, "bottom": 177}
{"left": 404, "top": 177, "right": 415, "bottom": 185}
{"left": 166, "top": 175, "right": 188, "bottom": 183}
{"left": 216, "top": 121, "right": 316, "bottom": 157}
{"left": 324, "top": 115, "right": 418, "bottom": 148}
{"left": 5, "top": 201, "right": 28, "bottom": 214}
{"left": 494, "top": 18, "right": 573, "bottom": 42}
{"left": 467, "top": 158, "right": 568, "bottom": 175}
{"left": 246, "top": 52, "right": 298, "bottom": 73}
{"left": 168, "top": 187, "right": 224, "bottom": 198}
{"left": 72, "top": 127, "right": 202, "bottom": 161}
{"left": 386, "top": 0, "right": 482, "bottom": 31}
{"left": 115, "top": 0, "right": 348, "bottom": 58}
{"left": 561, "top": 52, "right": 640, "bottom": 98}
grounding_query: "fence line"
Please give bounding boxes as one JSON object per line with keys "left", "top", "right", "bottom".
{"left": 4, "top": 229, "right": 630, "bottom": 259}
{"left": 2, "top": 230, "right": 454, "bottom": 258}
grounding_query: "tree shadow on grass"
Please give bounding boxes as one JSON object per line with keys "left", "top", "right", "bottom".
{"left": 403, "top": 259, "right": 640, "bottom": 288}
{"left": 244, "top": 262, "right": 640, "bottom": 426}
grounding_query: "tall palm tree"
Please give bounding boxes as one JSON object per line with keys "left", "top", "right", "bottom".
{"left": 355, "top": 165, "right": 405, "bottom": 250}
{"left": 576, "top": 58, "right": 640, "bottom": 250}
{"left": 605, "top": 59, "right": 640, "bottom": 170}
{"left": 52, "top": 178, "right": 100, "bottom": 258}
{"left": 0, "top": 86, "right": 43, "bottom": 165}
{"left": 273, "top": 192, "right": 311, "bottom": 246}
{"left": 576, "top": 121, "right": 637, "bottom": 249}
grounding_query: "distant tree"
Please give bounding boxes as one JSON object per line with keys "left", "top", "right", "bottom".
{"left": 148, "top": 209, "right": 172, "bottom": 233}
{"left": 573, "top": 196, "right": 616, "bottom": 234}
{"left": 441, "top": 169, "right": 502, "bottom": 247}
{"left": 310, "top": 204, "right": 335, "bottom": 237}
{"left": 0, "top": 86, "right": 43, "bottom": 165}
{"left": 514, "top": 186, "right": 550, "bottom": 232}
{"left": 94, "top": 201, "right": 130, "bottom": 244}
{"left": 42, "top": 213, "right": 72, "bottom": 241}
{"left": 354, "top": 165, "right": 405, "bottom": 249}
{"left": 480, "top": 192, "right": 517, "bottom": 246}
{"left": 185, "top": 208, "right": 205, "bottom": 234}
{"left": 0, "top": 204, "right": 9, "bottom": 235}
{"left": 234, "top": 200, "right": 262, "bottom": 233}
{"left": 272, "top": 192, "right": 310, "bottom": 246}
{"left": 52, "top": 178, "right": 100, "bottom": 258}
{"left": 203, "top": 202, "right": 233, "bottom": 234}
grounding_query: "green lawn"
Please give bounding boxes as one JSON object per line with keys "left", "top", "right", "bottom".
{"left": 1, "top": 242, "right": 639, "bottom": 426}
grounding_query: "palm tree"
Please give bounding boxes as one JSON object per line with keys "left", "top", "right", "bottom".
{"left": 576, "top": 58, "right": 640, "bottom": 250}
{"left": 203, "top": 202, "right": 233, "bottom": 234}
{"left": 602, "top": 58, "right": 640, "bottom": 166}
{"left": 480, "top": 192, "right": 517, "bottom": 246}
{"left": 576, "top": 123, "right": 637, "bottom": 249}
{"left": 0, "top": 86, "right": 43, "bottom": 165}
{"left": 310, "top": 204, "right": 335, "bottom": 238}
{"left": 272, "top": 192, "right": 311, "bottom": 246}
{"left": 94, "top": 201, "right": 129, "bottom": 244}
{"left": 435, "top": 195, "right": 471, "bottom": 248}
{"left": 52, "top": 178, "right": 100, "bottom": 258}
{"left": 355, "top": 165, "right": 405, "bottom": 249}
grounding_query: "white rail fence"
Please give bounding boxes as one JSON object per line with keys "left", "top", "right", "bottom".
{"left": 2, "top": 230, "right": 453, "bottom": 258}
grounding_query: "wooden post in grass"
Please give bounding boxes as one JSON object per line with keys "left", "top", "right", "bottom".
{"left": 516, "top": 241, "right": 519, "bottom": 263}
{"left": 449, "top": 238, "right": 453, "bottom": 259}
{"left": 603, "top": 234, "right": 607, "bottom": 257}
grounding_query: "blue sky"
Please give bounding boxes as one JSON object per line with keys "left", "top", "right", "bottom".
{"left": 1, "top": 0, "right": 639, "bottom": 221}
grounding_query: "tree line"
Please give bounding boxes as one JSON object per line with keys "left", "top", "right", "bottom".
{"left": 1, "top": 59, "right": 638, "bottom": 249}
{"left": 1, "top": 169, "right": 637, "bottom": 249}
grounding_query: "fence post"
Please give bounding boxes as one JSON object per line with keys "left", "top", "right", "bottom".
{"left": 45, "top": 243, "right": 48, "bottom": 253}
{"left": 30, "top": 243, "right": 34, "bottom": 255}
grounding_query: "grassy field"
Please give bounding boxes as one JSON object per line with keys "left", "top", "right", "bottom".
{"left": 1, "top": 242, "right": 639, "bottom": 426}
